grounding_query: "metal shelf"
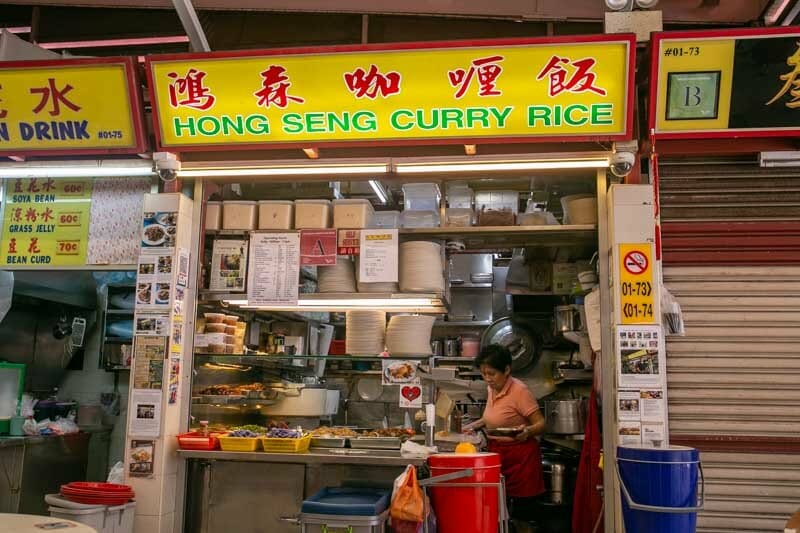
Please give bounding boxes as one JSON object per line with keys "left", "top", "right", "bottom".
{"left": 195, "top": 354, "right": 431, "bottom": 362}
{"left": 399, "top": 225, "right": 597, "bottom": 250}
{"left": 105, "top": 309, "right": 135, "bottom": 315}
{"left": 434, "top": 320, "right": 492, "bottom": 327}
{"left": 198, "top": 291, "right": 448, "bottom": 314}
{"left": 105, "top": 365, "right": 131, "bottom": 372}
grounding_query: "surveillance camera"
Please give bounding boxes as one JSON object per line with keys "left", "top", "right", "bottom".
{"left": 154, "top": 157, "right": 180, "bottom": 182}
{"left": 610, "top": 151, "right": 636, "bottom": 178}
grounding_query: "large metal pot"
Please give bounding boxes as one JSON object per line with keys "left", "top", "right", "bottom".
{"left": 545, "top": 399, "right": 587, "bottom": 435}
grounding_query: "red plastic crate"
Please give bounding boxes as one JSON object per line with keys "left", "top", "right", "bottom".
{"left": 177, "top": 432, "right": 222, "bottom": 451}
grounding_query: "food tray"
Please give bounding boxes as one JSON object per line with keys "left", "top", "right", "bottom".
{"left": 310, "top": 437, "right": 348, "bottom": 448}
{"left": 260, "top": 434, "right": 312, "bottom": 453}
{"left": 176, "top": 432, "right": 222, "bottom": 451}
{"left": 349, "top": 437, "right": 402, "bottom": 450}
{"left": 218, "top": 436, "right": 261, "bottom": 452}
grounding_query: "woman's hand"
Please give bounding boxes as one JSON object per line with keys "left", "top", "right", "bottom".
{"left": 514, "top": 425, "right": 533, "bottom": 442}
{"left": 462, "top": 419, "right": 485, "bottom": 434}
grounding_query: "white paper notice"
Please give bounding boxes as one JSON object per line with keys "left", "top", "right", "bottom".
{"left": 640, "top": 389, "right": 666, "bottom": 422}
{"left": 210, "top": 239, "right": 248, "bottom": 292}
{"left": 359, "top": 229, "right": 398, "bottom": 283}
{"left": 642, "top": 422, "right": 666, "bottom": 448}
{"left": 129, "top": 389, "right": 162, "bottom": 438}
{"left": 616, "top": 325, "right": 665, "bottom": 389}
{"left": 247, "top": 232, "right": 300, "bottom": 307}
{"left": 617, "top": 390, "right": 641, "bottom": 421}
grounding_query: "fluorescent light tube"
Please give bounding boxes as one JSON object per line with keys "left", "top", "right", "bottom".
{"left": 179, "top": 164, "right": 389, "bottom": 178}
{"left": 395, "top": 159, "right": 609, "bottom": 174}
{"left": 0, "top": 162, "right": 155, "bottom": 178}
{"left": 369, "top": 180, "right": 389, "bottom": 204}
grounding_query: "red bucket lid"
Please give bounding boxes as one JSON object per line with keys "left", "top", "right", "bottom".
{"left": 428, "top": 452, "right": 501, "bottom": 468}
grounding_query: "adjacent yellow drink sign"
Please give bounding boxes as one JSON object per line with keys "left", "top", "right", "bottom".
{"left": 0, "top": 58, "right": 145, "bottom": 156}
{"left": 147, "top": 36, "right": 634, "bottom": 149}
{"left": 1, "top": 178, "right": 92, "bottom": 266}
{"left": 618, "top": 243, "right": 656, "bottom": 325}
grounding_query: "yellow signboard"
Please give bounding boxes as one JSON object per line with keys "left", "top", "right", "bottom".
{"left": 0, "top": 57, "right": 145, "bottom": 156}
{"left": 147, "top": 36, "right": 634, "bottom": 150}
{"left": 1, "top": 178, "right": 93, "bottom": 267}
{"left": 651, "top": 27, "right": 800, "bottom": 138}
{"left": 618, "top": 243, "right": 656, "bottom": 325}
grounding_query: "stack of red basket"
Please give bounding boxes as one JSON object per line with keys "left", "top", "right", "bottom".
{"left": 60, "top": 482, "right": 135, "bottom": 506}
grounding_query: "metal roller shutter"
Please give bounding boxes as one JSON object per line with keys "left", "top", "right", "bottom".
{"left": 659, "top": 159, "right": 800, "bottom": 532}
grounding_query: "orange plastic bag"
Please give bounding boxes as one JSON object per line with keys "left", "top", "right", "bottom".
{"left": 391, "top": 465, "right": 425, "bottom": 523}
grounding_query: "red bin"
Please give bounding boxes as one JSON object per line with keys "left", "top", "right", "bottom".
{"left": 427, "top": 452, "right": 501, "bottom": 533}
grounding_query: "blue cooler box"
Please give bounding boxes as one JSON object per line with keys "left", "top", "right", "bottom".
{"left": 300, "top": 488, "right": 390, "bottom": 533}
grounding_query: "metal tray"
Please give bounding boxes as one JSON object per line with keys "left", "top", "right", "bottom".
{"left": 349, "top": 437, "right": 402, "bottom": 450}
{"left": 310, "top": 437, "right": 347, "bottom": 448}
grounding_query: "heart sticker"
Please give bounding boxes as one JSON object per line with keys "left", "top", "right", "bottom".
{"left": 401, "top": 386, "right": 421, "bottom": 401}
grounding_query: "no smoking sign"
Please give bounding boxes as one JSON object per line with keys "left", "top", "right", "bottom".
{"left": 623, "top": 250, "right": 649, "bottom": 275}
{"left": 618, "top": 243, "right": 656, "bottom": 325}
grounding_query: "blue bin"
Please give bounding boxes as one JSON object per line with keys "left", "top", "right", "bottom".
{"left": 617, "top": 446, "right": 703, "bottom": 533}
{"left": 301, "top": 487, "right": 390, "bottom": 516}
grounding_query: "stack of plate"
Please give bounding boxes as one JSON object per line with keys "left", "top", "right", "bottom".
{"left": 399, "top": 241, "right": 444, "bottom": 293}
{"left": 386, "top": 315, "right": 436, "bottom": 355}
{"left": 59, "top": 482, "right": 134, "bottom": 506}
{"left": 318, "top": 257, "right": 356, "bottom": 293}
{"left": 345, "top": 310, "right": 386, "bottom": 355}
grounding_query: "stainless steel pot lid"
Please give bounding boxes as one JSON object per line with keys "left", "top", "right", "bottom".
{"left": 480, "top": 317, "right": 539, "bottom": 372}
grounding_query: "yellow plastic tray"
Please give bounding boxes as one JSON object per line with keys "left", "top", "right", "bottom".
{"left": 218, "top": 436, "right": 261, "bottom": 452}
{"left": 260, "top": 434, "right": 311, "bottom": 453}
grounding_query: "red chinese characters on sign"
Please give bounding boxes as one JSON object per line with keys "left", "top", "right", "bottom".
{"left": 167, "top": 68, "right": 216, "bottom": 110}
{"left": 448, "top": 55, "right": 504, "bottom": 99}
{"left": 344, "top": 65, "right": 402, "bottom": 99}
{"left": 536, "top": 56, "right": 607, "bottom": 97}
{"left": 7, "top": 239, "right": 17, "bottom": 255}
{"left": 254, "top": 65, "right": 305, "bottom": 108}
{"left": 27, "top": 238, "right": 40, "bottom": 254}
{"left": 30, "top": 78, "right": 81, "bottom": 116}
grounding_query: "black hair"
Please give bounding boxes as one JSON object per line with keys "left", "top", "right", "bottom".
{"left": 475, "top": 344, "right": 512, "bottom": 372}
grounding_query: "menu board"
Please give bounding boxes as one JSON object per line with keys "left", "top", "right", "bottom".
{"left": 1, "top": 178, "right": 92, "bottom": 266}
{"left": 359, "top": 229, "right": 399, "bottom": 283}
{"left": 247, "top": 232, "right": 300, "bottom": 307}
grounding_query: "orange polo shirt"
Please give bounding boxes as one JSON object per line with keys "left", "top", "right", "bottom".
{"left": 483, "top": 377, "right": 540, "bottom": 429}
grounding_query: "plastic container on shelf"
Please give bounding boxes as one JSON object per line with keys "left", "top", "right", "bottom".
{"left": 444, "top": 208, "right": 473, "bottom": 227}
{"left": 260, "top": 434, "right": 312, "bottom": 453}
{"left": 176, "top": 432, "right": 222, "bottom": 451}
{"left": 402, "top": 183, "right": 441, "bottom": 212}
{"left": 369, "top": 210, "right": 400, "bottom": 229}
{"left": 475, "top": 190, "right": 519, "bottom": 213}
{"left": 218, "top": 435, "right": 261, "bottom": 452}
{"left": 205, "top": 201, "right": 222, "bottom": 231}
{"left": 400, "top": 210, "right": 440, "bottom": 228}
{"left": 447, "top": 182, "right": 473, "bottom": 209}
{"left": 258, "top": 200, "right": 294, "bottom": 229}
{"left": 295, "top": 199, "right": 333, "bottom": 229}
{"left": 333, "top": 199, "right": 375, "bottom": 229}
{"left": 222, "top": 200, "right": 258, "bottom": 230}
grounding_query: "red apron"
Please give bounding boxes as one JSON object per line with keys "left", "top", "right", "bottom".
{"left": 487, "top": 438, "right": 545, "bottom": 498}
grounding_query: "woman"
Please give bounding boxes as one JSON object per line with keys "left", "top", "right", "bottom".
{"left": 464, "top": 344, "right": 546, "bottom": 525}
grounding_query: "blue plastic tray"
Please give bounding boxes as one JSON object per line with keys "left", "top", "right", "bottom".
{"left": 301, "top": 488, "right": 390, "bottom": 516}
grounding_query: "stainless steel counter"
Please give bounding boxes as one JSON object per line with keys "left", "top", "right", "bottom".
{"left": 177, "top": 447, "right": 425, "bottom": 466}
{"left": 182, "top": 448, "right": 422, "bottom": 533}
{"left": 0, "top": 438, "right": 24, "bottom": 449}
